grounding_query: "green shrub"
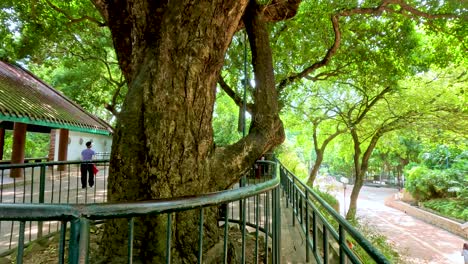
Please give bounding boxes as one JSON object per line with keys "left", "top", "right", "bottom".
{"left": 313, "top": 187, "right": 339, "bottom": 211}
{"left": 422, "top": 198, "right": 468, "bottom": 221}
{"left": 405, "top": 166, "right": 466, "bottom": 201}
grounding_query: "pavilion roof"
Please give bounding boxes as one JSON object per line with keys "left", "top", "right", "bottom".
{"left": 0, "top": 60, "right": 113, "bottom": 135}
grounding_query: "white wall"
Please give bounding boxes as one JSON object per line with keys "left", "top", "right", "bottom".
{"left": 53, "top": 130, "right": 113, "bottom": 161}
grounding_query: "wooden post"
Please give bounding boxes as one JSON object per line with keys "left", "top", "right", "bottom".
{"left": 11, "top": 122, "right": 27, "bottom": 178}
{"left": 48, "top": 129, "right": 56, "bottom": 162}
{"left": 57, "top": 129, "right": 69, "bottom": 171}
{"left": 0, "top": 128, "right": 5, "bottom": 160}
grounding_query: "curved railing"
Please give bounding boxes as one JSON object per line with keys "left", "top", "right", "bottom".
{"left": 0, "top": 159, "right": 390, "bottom": 263}
{"left": 0, "top": 159, "right": 281, "bottom": 264}
{"left": 279, "top": 162, "right": 390, "bottom": 264}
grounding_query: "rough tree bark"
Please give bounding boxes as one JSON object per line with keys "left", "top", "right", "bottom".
{"left": 91, "top": 0, "right": 292, "bottom": 262}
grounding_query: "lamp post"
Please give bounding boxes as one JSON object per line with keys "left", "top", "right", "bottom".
{"left": 340, "top": 177, "right": 349, "bottom": 215}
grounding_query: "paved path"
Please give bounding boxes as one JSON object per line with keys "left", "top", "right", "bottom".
{"left": 332, "top": 185, "right": 467, "bottom": 264}
{"left": 280, "top": 194, "right": 310, "bottom": 264}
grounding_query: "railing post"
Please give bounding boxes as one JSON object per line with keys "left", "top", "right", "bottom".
{"left": 299, "top": 195, "right": 303, "bottom": 224}
{"left": 241, "top": 181, "right": 247, "bottom": 264}
{"left": 264, "top": 191, "right": 270, "bottom": 264}
{"left": 312, "top": 211, "right": 317, "bottom": 259}
{"left": 37, "top": 164, "right": 46, "bottom": 238}
{"left": 276, "top": 162, "right": 281, "bottom": 263}
{"left": 339, "top": 225, "right": 345, "bottom": 264}
{"left": 16, "top": 221, "right": 26, "bottom": 264}
{"left": 292, "top": 177, "right": 295, "bottom": 227}
{"left": 68, "top": 217, "right": 90, "bottom": 264}
{"left": 68, "top": 218, "right": 81, "bottom": 264}
{"left": 323, "top": 228, "right": 329, "bottom": 264}
{"left": 79, "top": 218, "right": 90, "bottom": 264}
{"left": 275, "top": 185, "right": 281, "bottom": 264}
{"left": 166, "top": 213, "right": 172, "bottom": 264}
{"left": 305, "top": 190, "right": 310, "bottom": 263}
{"left": 128, "top": 217, "right": 135, "bottom": 264}
{"left": 272, "top": 188, "right": 276, "bottom": 264}
{"left": 198, "top": 208, "right": 204, "bottom": 264}
{"left": 223, "top": 203, "right": 230, "bottom": 264}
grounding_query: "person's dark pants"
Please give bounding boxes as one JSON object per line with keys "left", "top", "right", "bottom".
{"left": 80, "top": 164, "right": 94, "bottom": 188}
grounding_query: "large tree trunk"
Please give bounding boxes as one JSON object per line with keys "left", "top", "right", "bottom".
{"left": 92, "top": 0, "right": 286, "bottom": 262}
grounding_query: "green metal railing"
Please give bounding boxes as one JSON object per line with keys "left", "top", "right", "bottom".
{"left": 0, "top": 160, "right": 110, "bottom": 252}
{"left": 0, "top": 159, "right": 281, "bottom": 263}
{"left": 0, "top": 158, "right": 390, "bottom": 263}
{"left": 279, "top": 162, "right": 390, "bottom": 264}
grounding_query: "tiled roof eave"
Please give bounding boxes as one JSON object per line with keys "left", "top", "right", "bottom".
{"left": 0, "top": 60, "right": 114, "bottom": 134}
{"left": 0, "top": 114, "right": 112, "bottom": 135}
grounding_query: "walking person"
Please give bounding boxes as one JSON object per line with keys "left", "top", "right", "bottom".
{"left": 81, "top": 141, "right": 95, "bottom": 189}
{"left": 463, "top": 243, "right": 468, "bottom": 264}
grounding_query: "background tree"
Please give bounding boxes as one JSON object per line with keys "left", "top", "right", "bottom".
{"left": 286, "top": 84, "right": 346, "bottom": 186}
{"left": 334, "top": 64, "right": 466, "bottom": 219}
{"left": 0, "top": 0, "right": 125, "bottom": 122}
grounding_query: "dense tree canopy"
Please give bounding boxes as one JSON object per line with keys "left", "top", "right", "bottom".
{"left": 1, "top": 0, "right": 466, "bottom": 261}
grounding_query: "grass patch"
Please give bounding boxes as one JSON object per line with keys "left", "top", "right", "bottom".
{"left": 421, "top": 198, "right": 468, "bottom": 222}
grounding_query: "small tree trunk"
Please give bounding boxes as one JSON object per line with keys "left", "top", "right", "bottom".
{"left": 346, "top": 171, "right": 364, "bottom": 219}
{"left": 307, "top": 150, "right": 323, "bottom": 186}
{"left": 346, "top": 132, "right": 380, "bottom": 220}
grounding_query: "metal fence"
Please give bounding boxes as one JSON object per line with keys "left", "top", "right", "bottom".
{"left": 279, "top": 162, "right": 390, "bottom": 264}
{"left": 0, "top": 160, "right": 281, "bottom": 264}
{"left": 0, "top": 160, "right": 110, "bottom": 254}
{"left": 0, "top": 159, "right": 389, "bottom": 264}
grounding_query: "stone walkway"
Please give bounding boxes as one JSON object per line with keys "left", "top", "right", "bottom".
{"left": 280, "top": 195, "right": 310, "bottom": 264}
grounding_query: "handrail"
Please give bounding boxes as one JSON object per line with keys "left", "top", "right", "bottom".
{"left": 0, "top": 159, "right": 282, "bottom": 263}
{"left": 0, "top": 173, "right": 280, "bottom": 221}
{"left": 279, "top": 161, "right": 390, "bottom": 264}
{"left": 0, "top": 159, "right": 111, "bottom": 169}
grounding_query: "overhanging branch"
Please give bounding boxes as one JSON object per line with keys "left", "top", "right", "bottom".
{"left": 277, "top": 0, "right": 460, "bottom": 93}
{"left": 237, "top": 0, "right": 302, "bottom": 30}
{"left": 277, "top": 14, "right": 341, "bottom": 93}
{"left": 211, "top": 0, "right": 285, "bottom": 189}
{"left": 217, "top": 76, "right": 254, "bottom": 114}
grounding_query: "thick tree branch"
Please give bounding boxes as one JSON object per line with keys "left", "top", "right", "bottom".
{"left": 261, "top": 0, "right": 302, "bottom": 22}
{"left": 217, "top": 76, "right": 254, "bottom": 114}
{"left": 212, "top": 0, "right": 285, "bottom": 189}
{"left": 336, "top": 0, "right": 458, "bottom": 19}
{"left": 354, "top": 86, "right": 392, "bottom": 125}
{"left": 278, "top": 0, "right": 460, "bottom": 93}
{"left": 304, "top": 65, "right": 350, "bottom": 81}
{"left": 237, "top": 0, "right": 302, "bottom": 30}
{"left": 277, "top": 14, "right": 341, "bottom": 93}
{"left": 104, "top": 80, "right": 125, "bottom": 116}
{"left": 45, "top": 0, "right": 106, "bottom": 27}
